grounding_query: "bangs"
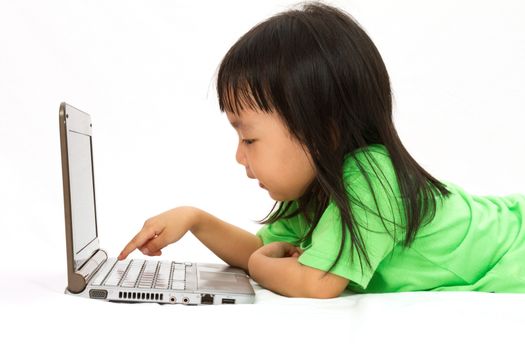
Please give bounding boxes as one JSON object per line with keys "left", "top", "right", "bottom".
{"left": 217, "top": 75, "right": 276, "bottom": 115}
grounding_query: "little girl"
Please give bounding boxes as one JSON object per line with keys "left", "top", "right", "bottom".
{"left": 118, "top": 3, "right": 525, "bottom": 297}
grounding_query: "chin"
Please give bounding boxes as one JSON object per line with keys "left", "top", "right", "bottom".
{"left": 268, "top": 191, "right": 296, "bottom": 202}
{"left": 267, "top": 191, "right": 283, "bottom": 201}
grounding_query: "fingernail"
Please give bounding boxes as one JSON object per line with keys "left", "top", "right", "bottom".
{"left": 143, "top": 248, "right": 149, "bottom": 255}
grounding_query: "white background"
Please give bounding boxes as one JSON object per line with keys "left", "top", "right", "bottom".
{"left": 1, "top": 0, "right": 525, "bottom": 348}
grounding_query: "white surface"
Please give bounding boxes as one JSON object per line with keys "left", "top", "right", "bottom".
{"left": 4, "top": 278, "right": 525, "bottom": 348}
{"left": 1, "top": 0, "right": 525, "bottom": 348}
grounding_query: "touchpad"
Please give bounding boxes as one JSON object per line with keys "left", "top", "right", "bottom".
{"left": 196, "top": 264, "right": 252, "bottom": 293}
{"left": 197, "top": 270, "right": 249, "bottom": 292}
{"left": 199, "top": 271, "right": 237, "bottom": 283}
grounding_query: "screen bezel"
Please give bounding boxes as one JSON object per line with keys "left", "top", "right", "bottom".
{"left": 60, "top": 103, "right": 100, "bottom": 273}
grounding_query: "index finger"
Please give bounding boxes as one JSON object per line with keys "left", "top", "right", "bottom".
{"left": 118, "top": 227, "right": 159, "bottom": 260}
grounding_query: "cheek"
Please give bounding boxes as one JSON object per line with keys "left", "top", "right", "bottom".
{"left": 285, "top": 150, "right": 315, "bottom": 188}
{"left": 272, "top": 154, "right": 314, "bottom": 195}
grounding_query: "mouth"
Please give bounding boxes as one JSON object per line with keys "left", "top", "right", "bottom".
{"left": 259, "top": 182, "right": 266, "bottom": 189}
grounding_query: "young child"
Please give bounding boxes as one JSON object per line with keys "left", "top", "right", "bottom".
{"left": 118, "top": 3, "right": 525, "bottom": 297}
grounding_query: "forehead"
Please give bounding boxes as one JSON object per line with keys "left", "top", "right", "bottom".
{"left": 226, "top": 110, "right": 259, "bottom": 130}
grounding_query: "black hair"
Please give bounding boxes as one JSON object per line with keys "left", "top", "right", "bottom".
{"left": 216, "top": 2, "right": 451, "bottom": 276}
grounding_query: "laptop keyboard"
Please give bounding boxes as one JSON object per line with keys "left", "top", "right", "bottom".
{"left": 91, "top": 259, "right": 188, "bottom": 290}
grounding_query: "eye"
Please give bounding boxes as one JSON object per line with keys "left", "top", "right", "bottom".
{"left": 242, "top": 139, "right": 255, "bottom": 145}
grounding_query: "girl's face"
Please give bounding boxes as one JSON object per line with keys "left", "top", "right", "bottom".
{"left": 226, "top": 108, "right": 316, "bottom": 201}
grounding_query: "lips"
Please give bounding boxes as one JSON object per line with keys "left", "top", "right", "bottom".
{"left": 259, "top": 182, "right": 266, "bottom": 189}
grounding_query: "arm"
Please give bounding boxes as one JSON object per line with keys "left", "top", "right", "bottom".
{"left": 190, "top": 208, "right": 263, "bottom": 272}
{"left": 248, "top": 242, "right": 349, "bottom": 298}
{"left": 118, "top": 206, "right": 263, "bottom": 273}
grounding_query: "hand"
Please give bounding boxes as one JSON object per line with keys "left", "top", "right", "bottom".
{"left": 118, "top": 206, "right": 198, "bottom": 260}
{"left": 254, "top": 241, "right": 303, "bottom": 259}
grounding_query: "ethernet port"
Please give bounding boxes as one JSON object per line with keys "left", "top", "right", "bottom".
{"left": 201, "top": 294, "right": 214, "bottom": 305}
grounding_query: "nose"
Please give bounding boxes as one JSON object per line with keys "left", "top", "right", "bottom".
{"left": 235, "top": 141, "right": 247, "bottom": 166}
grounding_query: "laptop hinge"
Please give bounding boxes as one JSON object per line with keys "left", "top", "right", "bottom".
{"left": 77, "top": 249, "right": 108, "bottom": 283}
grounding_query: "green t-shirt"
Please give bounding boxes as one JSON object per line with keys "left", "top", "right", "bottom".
{"left": 256, "top": 144, "right": 525, "bottom": 293}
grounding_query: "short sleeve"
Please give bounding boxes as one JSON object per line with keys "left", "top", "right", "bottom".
{"left": 298, "top": 150, "right": 406, "bottom": 289}
{"left": 256, "top": 202, "right": 306, "bottom": 246}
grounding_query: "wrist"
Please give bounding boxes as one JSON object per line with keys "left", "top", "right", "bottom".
{"left": 178, "top": 206, "right": 202, "bottom": 234}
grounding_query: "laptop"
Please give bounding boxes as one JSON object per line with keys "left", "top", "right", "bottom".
{"left": 59, "top": 102, "right": 255, "bottom": 305}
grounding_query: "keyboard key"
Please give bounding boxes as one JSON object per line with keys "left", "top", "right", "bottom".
{"left": 91, "top": 260, "right": 116, "bottom": 286}
{"left": 153, "top": 261, "right": 171, "bottom": 289}
{"left": 172, "top": 269, "right": 185, "bottom": 281}
{"left": 121, "top": 260, "right": 144, "bottom": 287}
{"left": 138, "top": 260, "right": 158, "bottom": 288}
{"left": 171, "top": 281, "right": 185, "bottom": 290}
{"left": 104, "top": 260, "right": 130, "bottom": 286}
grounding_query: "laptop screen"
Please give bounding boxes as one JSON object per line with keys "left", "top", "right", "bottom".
{"left": 67, "top": 130, "right": 98, "bottom": 255}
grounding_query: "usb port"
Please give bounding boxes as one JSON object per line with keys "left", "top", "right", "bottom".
{"left": 222, "top": 298, "right": 235, "bottom": 304}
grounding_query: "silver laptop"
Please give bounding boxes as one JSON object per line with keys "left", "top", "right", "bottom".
{"left": 59, "top": 102, "right": 255, "bottom": 305}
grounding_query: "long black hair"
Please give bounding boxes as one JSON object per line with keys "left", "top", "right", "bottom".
{"left": 216, "top": 2, "right": 450, "bottom": 275}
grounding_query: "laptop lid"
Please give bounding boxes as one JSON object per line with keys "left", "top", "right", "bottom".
{"left": 60, "top": 102, "right": 102, "bottom": 292}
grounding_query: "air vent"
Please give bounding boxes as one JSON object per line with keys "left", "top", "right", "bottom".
{"left": 118, "top": 291, "right": 163, "bottom": 301}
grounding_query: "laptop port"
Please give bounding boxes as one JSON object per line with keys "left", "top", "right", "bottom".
{"left": 201, "top": 294, "right": 214, "bottom": 305}
{"left": 222, "top": 298, "right": 235, "bottom": 304}
{"left": 182, "top": 297, "right": 190, "bottom": 304}
{"left": 169, "top": 296, "right": 176, "bottom": 304}
{"left": 89, "top": 289, "right": 108, "bottom": 299}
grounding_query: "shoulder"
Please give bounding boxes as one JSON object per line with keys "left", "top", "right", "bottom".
{"left": 343, "top": 144, "right": 393, "bottom": 180}
{"left": 342, "top": 144, "right": 400, "bottom": 202}
{"left": 340, "top": 144, "right": 407, "bottom": 239}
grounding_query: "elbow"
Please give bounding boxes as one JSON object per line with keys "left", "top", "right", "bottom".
{"left": 307, "top": 288, "right": 341, "bottom": 299}
{"left": 304, "top": 278, "right": 348, "bottom": 299}
{"left": 278, "top": 283, "right": 342, "bottom": 299}
{"left": 247, "top": 250, "right": 346, "bottom": 299}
